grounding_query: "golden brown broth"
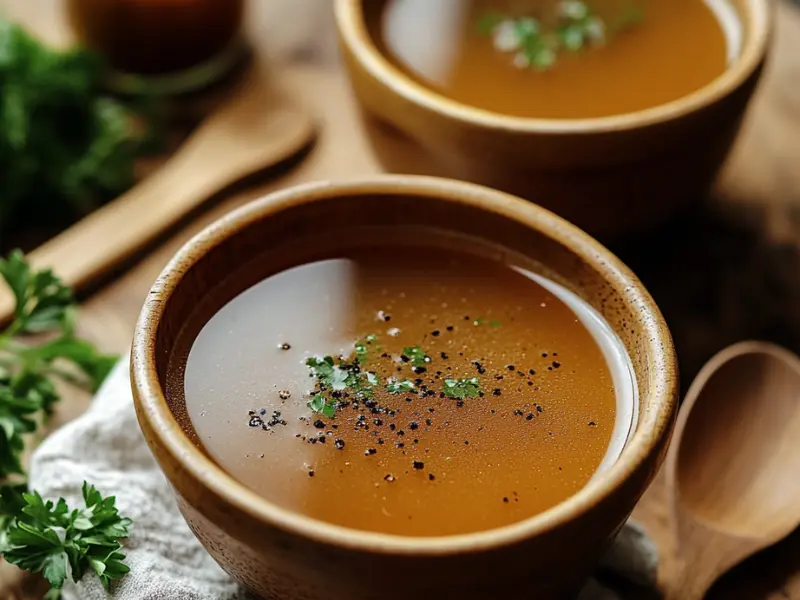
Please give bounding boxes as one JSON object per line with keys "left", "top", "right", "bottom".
{"left": 376, "top": 0, "right": 732, "bottom": 118}
{"left": 180, "top": 244, "right": 620, "bottom": 537}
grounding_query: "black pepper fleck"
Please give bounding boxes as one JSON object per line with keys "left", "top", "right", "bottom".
{"left": 413, "top": 461, "right": 425, "bottom": 470}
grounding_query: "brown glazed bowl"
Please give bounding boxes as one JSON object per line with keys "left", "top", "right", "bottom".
{"left": 335, "top": 0, "right": 772, "bottom": 237}
{"left": 131, "top": 176, "right": 678, "bottom": 600}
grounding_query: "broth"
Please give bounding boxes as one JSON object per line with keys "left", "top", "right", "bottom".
{"left": 175, "top": 235, "right": 636, "bottom": 537}
{"left": 374, "top": 0, "right": 739, "bottom": 119}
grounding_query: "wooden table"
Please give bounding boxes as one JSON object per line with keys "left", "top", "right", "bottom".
{"left": 2, "top": 0, "right": 800, "bottom": 598}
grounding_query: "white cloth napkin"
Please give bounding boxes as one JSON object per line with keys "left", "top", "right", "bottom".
{"left": 29, "top": 359, "right": 659, "bottom": 600}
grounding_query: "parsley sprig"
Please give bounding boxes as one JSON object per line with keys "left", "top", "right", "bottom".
{"left": 2, "top": 483, "right": 132, "bottom": 596}
{"left": 0, "top": 250, "right": 130, "bottom": 597}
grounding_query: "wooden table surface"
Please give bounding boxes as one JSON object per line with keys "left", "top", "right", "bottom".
{"left": 2, "top": 0, "right": 800, "bottom": 598}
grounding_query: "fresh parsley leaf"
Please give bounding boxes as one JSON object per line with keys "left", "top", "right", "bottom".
{"left": 0, "top": 483, "right": 27, "bottom": 551}
{"left": 402, "top": 346, "right": 429, "bottom": 368}
{"left": 0, "top": 252, "right": 126, "bottom": 595}
{"left": 307, "top": 393, "right": 336, "bottom": 419}
{"left": 3, "top": 482, "right": 132, "bottom": 594}
{"left": 0, "top": 20, "right": 155, "bottom": 238}
{"left": 443, "top": 378, "right": 481, "bottom": 400}
{"left": 305, "top": 356, "right": 334, "bottom": 379}
{"left": 386, "top": 379, "right": 416, "bottom": 394}
{"left": 0, "top": 251, "right": 73, "bottom": 335}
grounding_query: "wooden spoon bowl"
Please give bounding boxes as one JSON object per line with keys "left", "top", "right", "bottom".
{"left": 666, "top": 341, "right": 800, "bottom": 599}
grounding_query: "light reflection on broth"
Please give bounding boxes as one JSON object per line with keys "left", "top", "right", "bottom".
{"left": 178, "top": 238, "right": 636, "bottom": 537}
{"left": 376, "top": 0, "right": 738, "bottom": 119}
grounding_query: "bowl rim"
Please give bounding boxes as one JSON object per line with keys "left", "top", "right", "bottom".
{"left": 131, "top": 175, "right": 678, "bottom": 555}
{"left": 334, "top": 0, "right": 772, "bottom": 134}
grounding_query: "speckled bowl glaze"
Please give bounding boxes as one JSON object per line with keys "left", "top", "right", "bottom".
{"left": 131, "top": 176, "right": 678, "bottom": 600}
{"left": 335, "top": 0, "right": 771, "bottom": 237}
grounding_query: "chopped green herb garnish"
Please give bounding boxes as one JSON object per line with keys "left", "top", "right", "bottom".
{"left": 305, "top": 356, "right": 349, "bottom": 391}
{"left": 305, "top": 348, "right": 381, "bottom": 418}
{"left": 386, "top": 379, "right": 416, "bottom": 394}
{"left": 402, "top": 346, "right": 429, "bottom": 368}
{"left": 354, "top": 341, "right": 368, "bottom": 364}
{"left": 443, "top": 378, "right": 481, "bottom": 400}
{"left": 354, "top": 334, "right": 379, "bottom": 365}
{"left": 307, "top": 393, "right": 336, "bottom": 419}
{"left": 489, "top": 319, "right": 501, "bottom": 328}
{"left": 478, "top": 1, "right": 643, "bottom": 71}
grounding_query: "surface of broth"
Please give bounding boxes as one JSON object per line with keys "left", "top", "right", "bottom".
{"left": 375, "top": 0, "right": 738, "bottom": 119}
{"left": 177, "top": 236, "right": 634, "bottom": 537}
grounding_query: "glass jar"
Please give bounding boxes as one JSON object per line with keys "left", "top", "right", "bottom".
{"left": 67, "top": 0, "right": 247, "bottom": 94}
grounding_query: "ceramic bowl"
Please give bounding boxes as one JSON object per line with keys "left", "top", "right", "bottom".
{"left": 131, "top": 176, "right": 678, "bottom": 600}
{"left": 335, "top": 0, "right": 771, "bottom": 236}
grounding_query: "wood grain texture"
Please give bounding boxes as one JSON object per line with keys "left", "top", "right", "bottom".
{"left": 0, "top": 73, "right": 315, "bottom": 324}
{"left": 1, "top": 0, "right": 799, "bottom": 598}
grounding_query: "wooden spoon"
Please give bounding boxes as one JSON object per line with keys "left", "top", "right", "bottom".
{"left": 665, "top": 341, "right": 800, "bottom": 599}
{"left": 0, "top": 71, "right": 315, "bottom": 323}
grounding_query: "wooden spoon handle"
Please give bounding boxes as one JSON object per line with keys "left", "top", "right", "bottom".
{"left": 0, "top": 158, "right": 210, "bottom": 321}
{"left": 0, "top": 103, "right": 314, "bottom": 325}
